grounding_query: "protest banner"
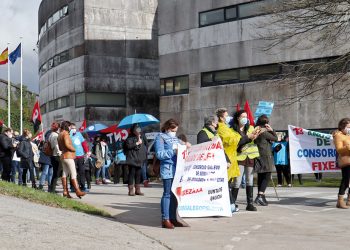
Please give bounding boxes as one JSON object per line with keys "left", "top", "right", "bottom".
{"left": 171, "top": 137, "right": 231, "bottom": 217}
{"left": 288, "top": 125, "right": 339, "bottom": 174}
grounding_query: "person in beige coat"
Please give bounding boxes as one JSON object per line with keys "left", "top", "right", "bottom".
{"left": 333, "top": 118, "right": 350, "bottom": 209}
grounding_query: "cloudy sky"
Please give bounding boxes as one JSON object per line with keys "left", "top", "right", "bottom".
{"left": 0, "top": 0, "right": 42, "bottom": 93}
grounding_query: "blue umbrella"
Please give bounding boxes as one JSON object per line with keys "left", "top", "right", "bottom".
{"left": 84, "top": 123, "right": 108, "bottom": 134}
{"left": 118, "top": 114, "right": 159, "bottom": 129}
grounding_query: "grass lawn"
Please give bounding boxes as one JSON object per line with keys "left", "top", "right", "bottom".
{"left": 0, "top": 181, "right": 111, "bottom": 218}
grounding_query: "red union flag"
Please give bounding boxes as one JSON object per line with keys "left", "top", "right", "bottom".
{"left": 31, "top": 100, "right": 42, "bottom": 133}
{"left": 32, "top": 131, "right": 44, "bottom": 142}
{"left": 79, "top": 119, "right": 87, "bottom": 132}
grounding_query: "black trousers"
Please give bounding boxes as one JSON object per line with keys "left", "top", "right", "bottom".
{"left": 128, "top": 165, "right": 141, "bottom": 185}
{"left": 275, "top": 165, "right": 291, "bottom": 185}
{"left": 49, "top": 156, "right": 61, "bottom": 192}
{"left": 338, "top": 166, "right": 350, "bottom": 195}
{"left": 314, "top": 173, "right": 323, "bottom": 180}
{"left": 257, "top": 172, "right": 271, "bottom": 193}
{"left": 0, "top": 156, "right": 12, "bottom": 182}
{"left": 21, "top": 160, "right": 35, "bottom": 185}
{"left": 114, "top": 163, "right": 129, "bottom": 184}
{"left": 75, "top": 157, "right": 86, "bottom": 188}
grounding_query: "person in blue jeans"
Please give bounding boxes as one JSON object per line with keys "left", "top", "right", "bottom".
{"left": 154, "top": 119, "right": 190, "bottom": 229}
{"left": 38, "top": 141, "right": 53, "bottom": 190}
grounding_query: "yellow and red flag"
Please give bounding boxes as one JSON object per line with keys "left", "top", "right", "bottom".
{"left": 0, "top": 48, "right": 8, "bottom": 65}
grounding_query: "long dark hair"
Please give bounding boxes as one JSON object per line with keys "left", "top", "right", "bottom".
{"left": 161, "top": 119, "right": 179, "bottom": 133}
{"left": 338, "top": 118, "right": 350, "bottom": 131}
{"left": 255, "top": 115, "right": 269, "bottom": 127}
{"left": 231, "top": 110, "right": 250, "bottom": 134}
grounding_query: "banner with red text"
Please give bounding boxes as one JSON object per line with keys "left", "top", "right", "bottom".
{"left": 288, "top": 125, "right": 339, "bottom": 174}
{"left": 171, "top": 137, "right": 231, "bottom": 217}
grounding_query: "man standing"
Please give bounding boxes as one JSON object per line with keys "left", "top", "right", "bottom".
{"left": 0, "top": 128, "right": 15, "bottom": 181}
{"left": 70, "top": 123, "right": 90, "bottom": 191}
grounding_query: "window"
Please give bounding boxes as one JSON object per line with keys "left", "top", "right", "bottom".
{"left": 75, "top": 92, "right": 126, "bottom": 107}
{"left": 39, "top": 5, "right": 69, "bottom": 38}
{"left": 75, "top": 93, "right": 86, "bottom": 107}
{"left": 57, "top": 96, "right": 70, "bottom": 109}
{"left": 49, "top": 100, "right": 56, "bottom": 111}
{"left": 53, "top": 55, "right": 60, "bottom": 67}
{"left": 48, "top": 58, "right": 54, "bottom": 69}
{"left": 52, "top": 10, "right": 60, "bottom": 23}
{"left": 59, "top": 50, "right": 69, "bottom": 63}
{"left": 249, "top": 64, "right": 281, "bottom": 80}
{"left": 62, "top": 5, "right": 68, "bottom": 16}
{"left": 225, "top": 7, "right": 237, "bottom": 20}
{"left": 199, "top": 9, "right": 225, "bottom": 26}
{"left": 47, "top": 16, "right": 53, "bottom": 28}
{"left": 160, "top": 76, "right": 189, "bottom": 96}
{"left": 215, "top": 69, "right": 238, "bottom": 82}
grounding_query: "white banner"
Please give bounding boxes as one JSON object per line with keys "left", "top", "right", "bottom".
{"left": 171, "top": 137, "right": 231, "bottom": 217}
{"left": 288, "top": 125, "right": 339, "bottom": 174}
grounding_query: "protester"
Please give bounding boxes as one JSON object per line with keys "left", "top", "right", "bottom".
{"left": 0, "top": 128, "right": 15, "bottom": 182}
{"left": 124, "top": 124, "right": 147, "bottom": 196}
{"left": 10, "top": 131, "right": 22, "bottom": 185}
{"left": 140, "top": 133, "right": 150, "bottom": 188}
{"left": 215, "top": 108, "right": 241, "bottom": 213}
{"left": 58, "top": 121, "right": 85, "bottom": 199}
{"left": 31, "top": 140, "right": 40, "bottom": 180}
{"left": 48, "top": 122, "right": 62, "bottom": 193}
{"left": 231, "top": 110, "right": 260, "bottom": 211}
{"left": 254, "top": 115, "right": 278, "bottom": 206}
{"left": 113, "top": 139, "right": 128, "bottom": 184}
{"left": 314, "top": 173, "right": 323, "bottom": 182}
{"left": 333, "top": 118, "right": 350, "bottom": 209}
{"left": 272, "top": 135, "right": 291, "bottom": 187}
{"left": 38, "top": 140, "right": 53, "bottom": 190}
{"left": 154, "top": 118, "right": 190, "bottom": 229}
{"left": 94, "top": 136, "right": 112, "bottom": 184}
{"left": 17, "top": 129, "right": 37, "bottom": 188}
{"left": 70, "top": 123, "right": 90, "bottom": 191}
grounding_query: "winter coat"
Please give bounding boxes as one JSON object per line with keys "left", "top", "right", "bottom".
{"left": 154, "top": 133, "right": 179, "bottom": 179}
{"left": 333, "top": 130, "right": 350, "bottom": 168}
{"left": 17, "top": 138, "right": 34, "bottom": 169}
{"left": 38, "top": 151, "right": 52, "bottom": 166}
{"left": 0, "top": 134, "right": 14, "bottom": 158}
{"left": 254, "top": 130, "right": 278, "bottom": 173}
{"left": 217, "top": 122, "right": 241, "bottom": 180}
{"left": 125, "top": 134, "right": 147, "bottom": 167}
{"left": 58, "top": 130, "right": 76, "bottom": 159}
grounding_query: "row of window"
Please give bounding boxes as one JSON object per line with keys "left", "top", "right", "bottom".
{"left": 199, "top": 0, "right": 277, "bottom": 27}
{"left": 160, "top": 76, "right": 189, "bottom": 96}
{"left": 39, "top": 5, "right": 69, "bottom": 39}
{"left": 39, "top": 50, "right": 69, "bottom": 75}
{"left": 41, "top": 92, "right": 127, "bottom": 114}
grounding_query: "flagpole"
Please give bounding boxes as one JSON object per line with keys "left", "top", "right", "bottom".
{"left": 7, "top": 43, "right": 10, "bottom": 128}
{"left": 20, "top": 39, "right": 23, "bottom": 134}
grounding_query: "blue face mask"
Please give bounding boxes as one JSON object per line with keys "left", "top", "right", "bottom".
{"left": 239, "top": 118, "right": 248, "bottom": 126}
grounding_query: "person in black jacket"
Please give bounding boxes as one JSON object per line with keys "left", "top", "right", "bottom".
{"left": 125, "top": 124, "right": 147, "bottom": 196}
{"left": 0, "top": 128, "right": 15, "bottom": 181}
{"left": 17, "top": 129, "right": 36, "bottom": 188}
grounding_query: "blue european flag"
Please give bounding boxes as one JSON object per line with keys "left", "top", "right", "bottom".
{"left": 9, "top": 43, "right": 21, "bottom": 64}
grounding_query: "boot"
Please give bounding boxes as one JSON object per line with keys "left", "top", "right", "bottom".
{"left": 262, "top": 194, "right": 268, "bottom": 206}
{"left": 347, "top": 194, "right": 350, "bottom": 207}
{"left": 246, "top": 186, "right": 257, "bottom": 211}
{"left": 143, "top": 180, "right": 151, "bottom": 187}
{"left": 38, "top": 184, "right": 44, "bottom": 190}
{"left": 162, "top": 220, "right": 175, "bottom": 229}
{"left": 255, "top": 194, "right": 267, "bottom": 206}
{"left": 32, "top": 182, "right": 38, "bottom": 189}
{"left": 337, "top": 195, "right": 349, "bottom": 209}
{"left": 71, "top": 179, "right": 86, "bottom": 199}
{"left": 128, "top": 185, "right": 135, "bottom": 196}
{"left": 135, "top": 184, "right": 144, "bottom": 196}
{"left": 62, "top": 177, "right": 72, "bottom": 198}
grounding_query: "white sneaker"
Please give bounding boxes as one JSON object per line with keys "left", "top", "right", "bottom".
{"left": 277, "top": 184, "right": 282, "bottom": 187}
{"left": 105, "top": 179, "right": 112, "bottom": 184}
{"left": 287, "top": 184, "right": 292, "bottom": 187}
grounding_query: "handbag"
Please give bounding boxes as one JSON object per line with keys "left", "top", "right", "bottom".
{"left": 151, "top": 155, "right": 160, "bottom": 177}
{"left": 254, "top": 157, "right": 264, "bottom": 173}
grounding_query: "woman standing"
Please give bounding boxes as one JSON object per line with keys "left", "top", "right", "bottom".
{"left": 154, "top": 119, "right": 189, "bottom": 229}
{"left": 17, "top": 129, "right": 36, "bottom": 188}
{"left": 231, "top": 110, "right": 260, "bottom": 211}
{"left": 58, "top": 121, "right": 85, "bottom": 199}
{"left": 333, "top": 118, "right": 350, "bottom": 209}
{"left": 254, "top": 115, "right": 278, "bottom": 206}
{"left": 124, "top": 124, "right": 147, "bottom": 196}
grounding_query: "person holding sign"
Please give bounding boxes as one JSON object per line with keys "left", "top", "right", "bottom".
{"left": 231, "top": 110, "right": 260, "bottom": 211}
{"left": 216, "top": 108, "right": 241, "bottom": 213}
{"left": 154, "top": 119, "right": 190, "bottom": 229}
{"left": 333, "top": 118, "right": 350, "bottom": 209}
{"left": 254, "top": 115, "right": 278, "bottom": 206}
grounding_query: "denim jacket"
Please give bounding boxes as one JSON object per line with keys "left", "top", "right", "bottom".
{"left": 154, "top": 133, "right": 179, "bottom": 179}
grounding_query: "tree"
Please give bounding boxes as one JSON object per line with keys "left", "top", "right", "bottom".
{"left": 257, "top": 0, "right": 350, "bottom": 105}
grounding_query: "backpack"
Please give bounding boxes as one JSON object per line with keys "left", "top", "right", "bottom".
{"left": 43, "top": 140, "right": 53, "bottom": 156}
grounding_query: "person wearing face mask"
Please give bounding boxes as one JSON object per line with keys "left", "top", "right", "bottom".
{"left": 197, "top": 115, "right": 219, "bottom": 144}
{"left": 215, "top": 108, "right": 241, "bottom": 213}
{"left": 333, "top": 118, "right": 350, "bottom": 209}
{"left": 0, "top": 128, "right": 16, "bottom": 181}
{"left": 48, "top": 122, "right": 62, "bottom": 193}
{"left": 94, "top": 136, "right": 112, "bottom": 185}
{"left": 17, "top": 129, "right": 37, "bottom": 188}
{"left": 231, "top": 110, "right": 260, "bottom": 211}
{"left": 124, "top": 124, "right": 148, "bottom": 196}
{"left": 69, "top": 123, "right": 90, "bottom": 191}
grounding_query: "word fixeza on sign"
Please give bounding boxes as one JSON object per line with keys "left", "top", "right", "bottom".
{"left": 288, "top": 125, "right": 339, "bottom": 174}
{"left": 171, "top": 137, "right": 232, "bottom": 217}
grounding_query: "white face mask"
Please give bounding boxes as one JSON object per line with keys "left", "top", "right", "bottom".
{"left": 225, "top": 116, "right": 232, "bottom": 125}
{"left": 168, "top": 131, "right": 176, "bottom": 137}
{"left": 70, "top": 129, "right": 77, "bottom": 134}
{"left": 345, "top": 128, "right": 350, "bottom": 135}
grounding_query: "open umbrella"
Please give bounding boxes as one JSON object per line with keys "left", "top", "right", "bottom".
{"left": 117, "top": 114, "right": 159, "bottom": 129}
{"left": 84, "top": 123, "right": 108, "bottom": 134}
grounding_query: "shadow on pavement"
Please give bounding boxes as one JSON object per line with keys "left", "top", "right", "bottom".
{"left": 267, "top": 196, "right": 334, "bottom": 208}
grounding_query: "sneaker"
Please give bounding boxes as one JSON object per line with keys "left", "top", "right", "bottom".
{"left": 231, "top": 204, "right": 240, "bottom": 213}
{"left": 277, "top": 184, "right": 282, "bottom": 187}
{"left": 287, "top": 184, "right": 292, "bottom": 187}
{"left": 105, "top": 179, "right": 112, "bottom": 184}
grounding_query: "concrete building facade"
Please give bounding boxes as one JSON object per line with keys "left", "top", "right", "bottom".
{"left": 158, "top": 0, "right": 350, "bottom": 143}
{"left": 38, "top": 0, "right": 159, "bottom": 128}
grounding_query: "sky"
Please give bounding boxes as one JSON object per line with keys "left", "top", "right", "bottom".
{"left": 0, "top": 0, "right": 42, "bottom": 93}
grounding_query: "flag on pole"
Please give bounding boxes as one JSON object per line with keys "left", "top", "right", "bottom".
{"left": 31, "top": 100, "right": 42, "bottom": 133}
{"left": 32, "top": 131, "right": 44, "bottom": 142}
{"left": 9, "top": 43, "right": 21, "bottom": 64}
{"left": 244, "top": 100, "right": 255, "bottom": 126}
{"left": 79, "top": 119, "right": 87, "bottom": 132}
{"left": 0, "top": 48, "right": 8, "bottom": 65}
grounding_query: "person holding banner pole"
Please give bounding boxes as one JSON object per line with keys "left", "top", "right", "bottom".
{"left": 154, "top": 119, "right": 190, "bottom": 229}
{"left": 254, "top": 115, "right": 278, "bottom": 206}
{"left": 333, "top": 118, "right": 350, "bottom": 209}
{"left": 215, "top": 108, "right": 241, "bottom": 213}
